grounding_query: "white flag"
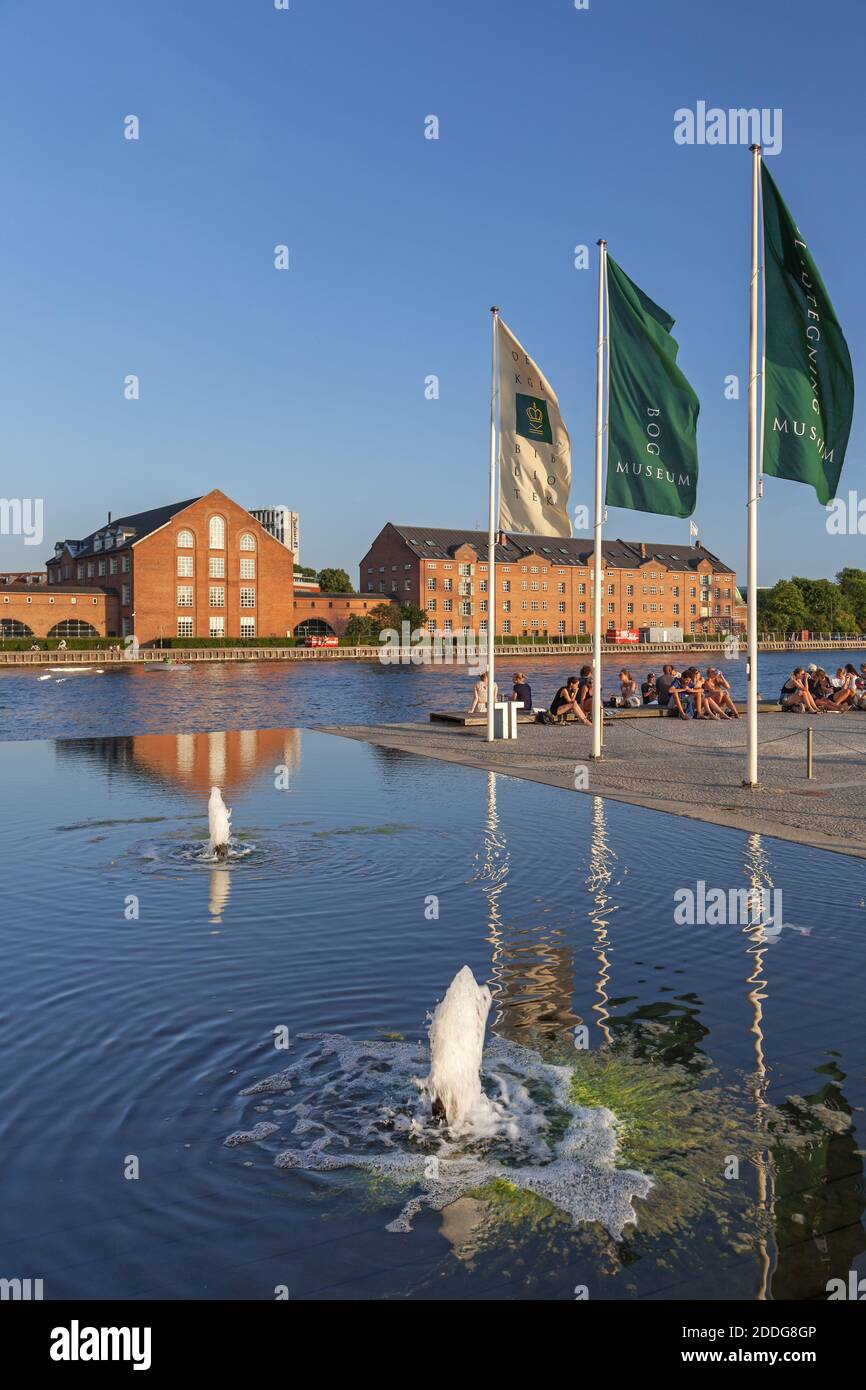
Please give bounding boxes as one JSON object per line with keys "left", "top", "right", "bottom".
{"left": 497, "top": 318, "right": 571, "bottom": 537}
{"left": 689, "top": 520, "right": 699, "bottom": 541}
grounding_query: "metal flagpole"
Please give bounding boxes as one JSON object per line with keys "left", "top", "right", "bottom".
{"left": 745, "top": 146, "right": 762, "bottom": 788}
{"left": 487, "top": 306, "right": 500, "bottom": 743}
{"left": 591, "top": 241, "right": 607, "bottom": 760}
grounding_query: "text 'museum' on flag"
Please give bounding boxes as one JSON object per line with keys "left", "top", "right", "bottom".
{"left": 761, "top": 165, "right": 854, "bottom": 505}
{"left": 604, "top": 255, "right": 700, "bottom": 519}
{"left": 496, "top": 318, "right": 572, "bottom": 538}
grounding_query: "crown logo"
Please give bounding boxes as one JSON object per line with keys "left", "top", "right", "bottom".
{"left": 525, "top": 399, "right": 545, "bottom": 434}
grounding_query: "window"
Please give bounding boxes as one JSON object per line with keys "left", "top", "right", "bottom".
{"left": 77, "top": 564, "right": 84, "bottom": 580}
{"left": 177, "top": 585, "right": 194, "bottom": 608}
{"left": 239, "top": 532, "right": 256, "bottom": 551}
{"left": 240, "top": 557, "right": 255, "bottom": 580}
{"left": 558, "top": 621, "right": 566, "bottom": 634}
{"left": 48, "top": 619, "right": 99, "bottom": 638}
{"left": 578, "top": 583, "right": 586, "bottom": 595}
{"left": 122, "top": 554, "right": 130, "bottom": 572}
{"left": 98, "top": 560, "right": 106, "bottom": 576}
{"left": 458, "top": 563, "right": 472, "bottom": 576}
{"left": 109, "top": 557, "right": 118, "bottom": 574}
{"left": 443, "top": 578, "right": 452, "bottom": 591}
{"left": 121, "top": 584, "right": 130, "bottom": 606}
{"left": 209, "top": 557, "right": 225, "bottom": 578}
{"left": 209, "top": 516, "right": 225, "bottom": 549}
{"left": 557, "top": 582, "right": 565, "bottom": 593}
{"left": 443, "top": 598, "right": 452, "bottom": 612}
{"left": 240, "top": 618, "right": 256, "bottom": 638}
{"left": 209, "top": 616, "right": 225, "bottom": 637}
{"left": 530, "top": 601, "right": 539, "bottom": 612}
{"left": 178, "top": 556, "right": 193, "bottom": 577}
{"left": 209, "top": 586, "right": 225, "bottom": 608}
{"left": 579, "top": 602, "right": 586, "bottom": 614}
{"left": 558, "top": 601, "right": 566, "bottom": 612}
{"left": 427, "top": 578, "right": 436, "bottom": 590}
{"left": 177, "top": 617, "right": 194, "bottom": 637}
{"left": 578, "top": 620, "right": 586, "bottom": 634}
{"left": 428, "top": 599, "right": 436, "bottom": 611}
{"left": 177, "top": 529, "right": 194, "bottom": 548}
{"left": 503, "top": 580, "right": 511, "bottom": 592}
{"left": 503, "top": 620, "right": 511, "bottom": 635}
{"left": 460, "top": 601, "right": 471, "bottom": 616}
{"left": 607, "top": 583, "right": 614, "bottom": 595}
{"left": 479, "top": 579, "right": 487, "bottom": 593}
{"left": 480, "top": 600, "right": 487, "bottom": 613}
{"left": 607, "top": 601, "right": 615, "bottom": 613}
{"left": 239, "top": 587, "right": 255, "bottom": 609}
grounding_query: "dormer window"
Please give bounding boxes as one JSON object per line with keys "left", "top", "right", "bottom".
{"left": 94, "top": 535, "right": 103, "bottom": 551}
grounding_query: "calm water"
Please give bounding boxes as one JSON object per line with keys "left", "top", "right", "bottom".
{"left": 1, "top": 728, "right": 864, "bottom": 1299}
{"left": 1, "top": 648, "right": 864, "bottom": 741}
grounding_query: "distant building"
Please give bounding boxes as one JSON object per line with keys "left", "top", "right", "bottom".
{"left": 43, "top": 489, "right": 293, "bottom": 644}
{"left": 0, "top": 571, "right": 46, "bottom": 586}
{"left": 250, "top": 506, "right": 299, "bottom": 560}
{"left": 359, "top": 524, "right": 745, "bottom": 638}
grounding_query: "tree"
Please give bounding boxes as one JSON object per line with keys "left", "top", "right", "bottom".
{"left": 294, "top": 565, "right": 318, "bottom": 580}
{"left": 317, "top": 567, "right": 354, "bottom": 594}
{"left": 343, "top": 613, "right": 378, "bottom": 644}
{"left": 836, "top": 568, "right": 866, "bottom": 631}
{"left": 757, "top": 579, "right": 808, "bottom": 634}
{"left": 791, "top": 576, "right": 856, "bottom": 633}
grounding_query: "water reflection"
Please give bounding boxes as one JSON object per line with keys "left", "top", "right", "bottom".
{"left": 587, "top": 796, "right": 616, "bottom": 1046}
{"left": 56, "top": 727, "right": 301, "bottom": 794}
{"left": 208, "top": 866, "right": 231, "bottom": 924}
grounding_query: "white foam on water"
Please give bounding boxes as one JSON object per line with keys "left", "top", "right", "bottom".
{"left": 233, "top": 1015, "right": 653, "bottom": 1239}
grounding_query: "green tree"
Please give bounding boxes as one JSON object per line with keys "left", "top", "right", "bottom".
{"left": 317, "top": 567, "right": 354, "bottom": 594}
{"left": 757, "top": 579, "right": 808, "bottom": 634}
{"left": 791, "top": 576, "right": 856, "bottom": 633}
{"left": 294, "top": 565, "right": 318, "bottom": 580}
{"left": 836, "top": 568, "right": 866, "bottom": 631}
{"left": 343, "top": 613, "right": 378, "bottom": 644}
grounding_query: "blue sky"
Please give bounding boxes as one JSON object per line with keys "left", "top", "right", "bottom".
{"left": 0, "top": 0, "right": 862, "bottom": 584}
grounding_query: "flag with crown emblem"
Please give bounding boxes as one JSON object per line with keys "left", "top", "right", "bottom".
{"left": 497, "top": 318, "right": 572, "bottom": 536}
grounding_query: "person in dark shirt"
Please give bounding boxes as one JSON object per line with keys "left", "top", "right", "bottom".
{"left": 511, "top": 672, "right": 533, "bottom": 711}
{"left": 550, "top": 676, "right": 591, "bottom": 725}
{"left": 655, "top": 664, "right": 678, "bottom": 709}
{"left": 641, "top": 672, "right": 657, "bottom": 704}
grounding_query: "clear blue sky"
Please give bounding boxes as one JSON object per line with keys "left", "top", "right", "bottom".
{"left": 0, "top": 0, "right": 862, "bottom": 584}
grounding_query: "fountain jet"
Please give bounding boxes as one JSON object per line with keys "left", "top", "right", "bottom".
{"left": 425, "top": 966, "right": 493, "bottom": 1129}
{"left": 207, "top": 786, "right": 232, "bottom": 859}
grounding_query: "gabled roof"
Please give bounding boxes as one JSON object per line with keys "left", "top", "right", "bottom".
{"left": 386, "top": 526, "right": 734, "bottom": 573}
{"left": 49, "top": 498, "right": 201, "bottom": 563}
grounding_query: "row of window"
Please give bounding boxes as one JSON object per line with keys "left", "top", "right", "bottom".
{"left": 177, "top": 557, "right": 255, "bottom": 578}
{"left": 3, "top": 594, "right": 100, "bottom": 606}
{"left": 176, "top": 617, "right": 257, "bottom": 637}
{"left": 176, "top": 586, "right": 256, "bottom": 609}
{"left": 177, "top": 523, "right": 256, "bottom": 551}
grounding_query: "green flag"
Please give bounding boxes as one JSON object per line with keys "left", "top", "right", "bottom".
{"left": 761, "top": 165, "right": 854, "bottom": 505}
{"left": 605, "top": 255, "right": 699, "bottom": 519}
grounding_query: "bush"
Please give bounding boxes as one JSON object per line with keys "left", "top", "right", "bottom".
{"left": 0, "top": 636, "right": 120, "bottom": 651}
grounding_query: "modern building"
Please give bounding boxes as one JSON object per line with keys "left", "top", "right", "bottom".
{"left": 44, "top": 489, "right": 293, "bottom": 644}
{"left": 249, "top": 506, "right": 299, "bottom": 560}
{"left": 359, "top": 525, "right": 745, "bottom": 638}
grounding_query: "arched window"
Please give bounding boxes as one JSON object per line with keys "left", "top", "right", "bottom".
{"left": 177, "top": 529, "right": 194, "bottom": 548}
{"left": 209, "top": 516, "right": 226, "bottom": 550}
{"left": 239, "top": 532, "right": 256, "bottom": 551}
{"left": 0, "top": 619, "right": 34, "bottom": 637}
{"left": 293, "top": 618, "right": 336, "bottom": 638}
{"left": 48, "top": 620, "right": 99, "bottom": 638}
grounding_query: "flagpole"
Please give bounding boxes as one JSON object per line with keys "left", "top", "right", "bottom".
{"left": 487, "top": 306, "right": 500, "bottom": 743}
{"left": 745, "top": 146, "right": 762, "bottom": 788}
{"left": 591, "top": 240, "right": 607, "bottom": 760}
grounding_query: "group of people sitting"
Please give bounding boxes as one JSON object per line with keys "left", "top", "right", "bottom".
{"left": 780, "top": 663, "right": 866, "bottom": 713}
{"left": 469, "top": 660, "right": 866, "bottom": 724}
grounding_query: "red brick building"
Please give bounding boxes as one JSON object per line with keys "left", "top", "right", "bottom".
{"left": 359, "top": 525, "right": 745, "bottom": 639}
{"left": 45, "top": 489, "right": 293, "bottom": 644}
{"left": 0, "top": 583, "right": 120, "bottom": 641}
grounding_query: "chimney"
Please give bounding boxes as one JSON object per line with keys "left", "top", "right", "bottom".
{"left": 496, "top": 529, "right": 507, "bottom": 546}
{"left": 639, "top": 541, "right": 647, "bottom": 559}
{"left": 108, "top": 511, "right": 112, "bottom": 524}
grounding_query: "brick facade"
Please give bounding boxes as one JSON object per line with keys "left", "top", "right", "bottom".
{"left": 0, "top": 584, "right": 120, "bottom": 639}
{"left": 360, "top": 524, "right": 745, "bottom": 639}
{"left": 46, "top": 490, "right": 293, "bottom": 644}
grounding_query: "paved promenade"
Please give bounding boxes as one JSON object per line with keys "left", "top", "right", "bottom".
{"left": 322, "top": 713, "right": 866, "bottom": 858}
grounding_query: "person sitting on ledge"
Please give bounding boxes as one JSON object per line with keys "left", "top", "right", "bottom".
{"left": 468, "top": 671, "right": 497, "bottom": 713}
{"left": 577, "top": 665, "right": 593, "bottom": 716}
{"left": 655, "top": 664, "right": 678, "bottom": 712}
{"left": 609, "top": 669, "right": 641, "bottom": 708}
{"left": 705, "top": 667, "right": 739, "bottom": 718}
{"left": 780, "top": 667, "right": 827, "bottom": 713}
{"left": 550, "top": 676, "right": 591, "bottom": 725}
{"left": 828, "top": 665, "right": 858, "bottom": 710}
{"left": 511, "top": 672, "right": 533, "bottom": 711}
{"left": 641, "top": 672, "right": 657, "bottom": 705}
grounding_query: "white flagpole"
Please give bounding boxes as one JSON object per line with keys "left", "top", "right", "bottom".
{"left": 591, "top": 241, "right": 607, "bottom": 760}
{"left": 486, "top": 306, "right": 500, "bottom": 743}
{"left": 745, "top": 146, "right": 762, "bottom": 788}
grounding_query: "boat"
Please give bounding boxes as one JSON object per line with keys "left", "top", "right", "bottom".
{"left": 146, "top": 661, "right": 192, "bottom": 671}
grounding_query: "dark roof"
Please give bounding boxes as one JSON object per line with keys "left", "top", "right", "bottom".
{"left": 1, "top": 583, "right": 119, "bottom": 596}
{"left": 386, "top": 526, "right": 734, "bottom": 573}
{"left": 49, "top": 498, "right": 201, "bottom": 563}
